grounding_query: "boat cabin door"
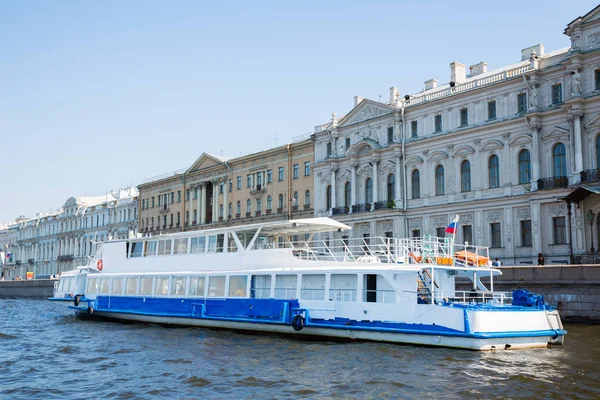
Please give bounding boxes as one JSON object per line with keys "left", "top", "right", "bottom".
{"left": 366, "top": 274, "right": 377, "bottom": 302}
{"left": 75, "top": 272, "right": 87, "bottom": 296}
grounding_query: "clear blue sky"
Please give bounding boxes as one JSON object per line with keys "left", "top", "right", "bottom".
{"left": 0, "top": 0, "right": 597, "bottom": 223}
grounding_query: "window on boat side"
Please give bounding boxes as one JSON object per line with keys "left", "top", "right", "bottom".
{"left": 250, "top": 275, "right": 271, "bottom": 299}
{"left": 125, "top": 277, "right": 138, "bottom": 295}
{"left": 363, "top": 274, "right": 395, "bottom": 304}
{"left": 158, "top": 240, "right": 172, "bottom": 256}
{"left": 171, "top": 277, "right": 186, "bottom": 296}
{"left": 130, "top": 241, "right": 144, "bottom": 258}
{"left": 228, "top": 233, "right": 238, "bottom": 252}
{"left": 140, "top": 277, "right": 153, "bottom": 295}
{"left": 98, "top": 278, "right": 110, "bottom": 295}
{"left": 145, "top": 241, "right": 157, "bottom": 257}
{"left": 174, "top": 238, "right": 189, "bottom": 255}
{"left": 190, "top": 237, "right": 206, "bottom": 253}
{"left": 155, "top": 277, "right": 169, "bottom": 296}
{"left": 207, "top": 235, "right": 217, "bottom": 253}
{"left": 111, "top": 278, "right": 124, "bottom": 295}
{"left": 216, "top": 234, "right": 224, "bottom": 253}
{"left": 274, "top": 275, "right": 297, "bottom": 299}
{"left": 330, "top": 274, "right": 358, "bottom": 302}
{"left": 228, "top": 276, "right": 247, "bottom": 297}
{"left": 189, "top": 276, "right": 205, "bottom": 296}
{"left": 301, "top": 274, "right": 326, "bottom": 301}
{"left": 87, "top": 277, "right": 98, "bottom": 295}
{"left": 208, "top": 276, "right": 226, "bottom": 297}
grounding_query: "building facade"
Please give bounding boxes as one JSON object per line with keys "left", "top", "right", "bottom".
{"left": 313, "top": 5, "right": 600, "bottom": 265}
{"left": 138, "top": 139, "right": 315, "bottom": 238}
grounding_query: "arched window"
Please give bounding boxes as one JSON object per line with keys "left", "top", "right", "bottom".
{"left": 177, "top": 212, "right": 180, "bottom": 225}
{"left": 228, "top": 202, "right": 232, "bottom": 217}
{"left": 266, "top": 195, "right": 272, "bottom": 210}
{"left": 596, "top": 135, "right": 600, "bottom": 169}
{"left": 326, "top": 185, "right": 332, "bottom": 210}
{"left": 518, "top": 149, "right": 531, "bottom": 184}
{"left": 411, "top": 169, "right": 420, "bottom": 199}
{"left": 151, "top": 217, "right": 154, "bottom": 228}
{"left": 387, "top": 174, "right": 395, "bottom": 202}
{"left": 170, "top": 213, "right": 174, "bottom": 226}
{"left": 236, "top": 201, "right": 241, "bottom": 215}
{"left": 344, "top": 182, "right": 351, "bottom": 207}
{"left": 278, "top": 194, "right": 284, "bottom": 209}
{"left": 304, "top": 190, "right": 311, "bottom": 206}
{"left": 435, "top": 165, "right": 444, "bottom": 196}
{"left": 293, "top": 191, "right": 299, "bottom": 206}
{"left": 219, "top": 204, "right": 224, "bottom": 218}
{"left": 365, "top": 178, "right": 373, "bottom": 203}
{"left": 246, "top": 199, "right": 251, "bottom": 213}
{"left": 488, "top": 155, "right": 500, "bottom": 188}
{"left": 553, "top": 142, "right": 567, "bottom": 178}
{"left": 193, "top": 209, "right": 197, "bottom": 223}
{"left": 460, "top": 160, "right": 471, "bottom": 192}
{"left": 256, "top": 198, "right": 262, "bottom": 212}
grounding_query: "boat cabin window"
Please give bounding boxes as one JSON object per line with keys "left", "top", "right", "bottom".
{"left": 145, "top": 241, "right": 157, "bottom": 257}
{"left": 99, "top": 278, "right": 110, "bottom": 294}
{"left": 228, "top": 233, "right": 238, "bottom": 252}
{"left": 87, "top": 277, "right": 98, "bottom": 295}
{"left": 155, "top": 277, "right": 169, "bottom": 296}
{"left": 275, "top": 275, "right": 297, "bottom": 299}
{"left": 125, "top": 277, "right": 138, "bottom": 294}
{"left": 174, "top": 238, "right": 189, "bottom": 254}
{"left": 130, "top": 241, "right": 144, "bottom": 258}
{"left": 140, "top": 277, "right": 153, "bottom": 295}
{"left": 208, "top": 276, "right": 225, "bottom": 297}
{"left": 330, "top": 274, "right": 358, "bottom": 302}
{"left": 253, "top": 235, "right": 273, "bottom": 250}
{"left": 301, "top": 274, "right": 326, "bottom": 300}
{"left": 189, "top": 276, "right": 205, "bottom": 296}
{"left": 228, "top": 276, "right": 247, "bottom": 297}
{"left": 190, "top": 237, "right": 206, "bottom": 253}
{"left": 207, "top": 235, "right": 217, "bottom": 253}
{"left": 250, "top": 275, "right": 271, "bottom": 299}
{"left": 111, "top": 278, "right": 124, "bottom": 295}
{"left": 171, "top": 277, "right": 185, "bottom": 296}
{"left": 216, "top": 234, "right": 224, "bottom": 253}
{"left": 158, "top": 240, "right": 172, "bottom": 256}
{"left": 363, "top": 274, "right": 395, "bottom": 303}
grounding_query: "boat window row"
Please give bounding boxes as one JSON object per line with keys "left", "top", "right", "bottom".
{"left": 86, "top": 273, "right": 396, "bottom": 303}
{"left": 127, "top": 234, "right": 232, "bottom": 258}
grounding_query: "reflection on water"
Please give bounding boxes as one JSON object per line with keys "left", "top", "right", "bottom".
{"left": 1, "top": 300, "right": 599, "bottom": 399}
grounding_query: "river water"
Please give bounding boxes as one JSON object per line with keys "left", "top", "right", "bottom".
{"left": 1, "top": 300, "right": 599, "bottom": 400}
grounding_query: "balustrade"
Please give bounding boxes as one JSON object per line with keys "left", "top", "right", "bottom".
{"left": 537, "top": 176, "right": 568, "bottom": 190}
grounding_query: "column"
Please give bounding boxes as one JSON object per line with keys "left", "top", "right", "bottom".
{"left": 223, "top": 178, "right": 228, "bottom": 219}
{"left": 331, "top": 167, "right": 337, "bottom": 213}
{"left": 196, "top": 185, "right": 201, "bottom": 224}
{"left": 212, "top": 180, "right": 218, "bottom": 222}
{"left": 573, "top": 112, "right": 583, "bottom": 173}
{"left": 200, "top": 183, "right": 206, "bottom": 225}
{"left": 395, "top": 155, "right": 402, "bottom": 203}
{"left": 530, "top": 124, "right": 541, "bottom": 191}
{"left": 372, "top": 159, "right": 379, "bottom": 208}
{"left": 351, "top": 164, "right": 357, "bottom": 213}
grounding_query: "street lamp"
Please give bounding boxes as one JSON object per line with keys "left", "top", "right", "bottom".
{"left": 587, "top": 209, "right": 596, "bottom": 253}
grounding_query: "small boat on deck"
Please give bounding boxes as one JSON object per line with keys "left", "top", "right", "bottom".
{"left": 50, "top": 217, "right": 565, "bottom": 350}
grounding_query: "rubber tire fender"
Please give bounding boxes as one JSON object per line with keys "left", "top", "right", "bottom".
{"left": 74, "top": 295, "right": 80, "bottom": 307}
{"left": 88, "top": 305, "right": 94, "bottom": 315}
{"left": 292, "top": 315, "right": 304, "bottom": 331}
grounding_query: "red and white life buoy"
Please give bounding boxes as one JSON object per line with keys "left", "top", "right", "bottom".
{"left": 96, "top": 259, "right": 103, "bottom": 271}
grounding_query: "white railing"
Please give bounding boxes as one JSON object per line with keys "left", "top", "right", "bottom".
{"left": 436, "top": 290, "right": 512, "bottom": 305}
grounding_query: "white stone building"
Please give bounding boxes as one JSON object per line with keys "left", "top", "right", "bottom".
{"left": 0, "top": 187, "right": 138, "bottom": 279}
{"left": 313, "top": 5, "right": 600, "bottom": 265}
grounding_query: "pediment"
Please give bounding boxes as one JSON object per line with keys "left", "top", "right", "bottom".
{"left": 584, "top": 113, "right": 600, "bottom": 129}
{"left": 338, "top": 168, "right": 352, "bottom": 180}
{"left": 565, "top": 6, "right": 600, "bottom": 33}
{"left": 427, "top": 150, "right": 448, "bottom": 162}
{"left": 509, "top": 133, "right": 532, "bottom": 146}
{"left": 346, "top": 139, "right": 382, "bottom": 155}
{"left": 380, "top": 160, "right": 397, "bottom": 173}
{"left": 187, "top": 152, "right": 229, "bottom": 173}
{"left": 63, "top": 197, "right": 78, "bottom": 207}
{"left": 480, "top": 139, "right": 504, "bottom": 152}
{"left": 541, "top": 126, "right": 570, "bottom": 141}
{"left": 452, "top": 145, "right": 475, "bottom": 157}
{"left": 405, "top": 155, "right": 424, "bottom": 165}
{"left": 356, "top": 162, "right": 373, "bottom": 176}
{"left": 338, "top": 100, "right": 394, "bottom": 128}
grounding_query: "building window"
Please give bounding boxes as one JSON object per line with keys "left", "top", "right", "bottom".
{"left": 305, "top": 190, "right": 311, "bottom": 206}
{"left": 488, "top": 155, "right": 500, "bottom": 188}
{"left": 236, "top": 201, "right": 241, "bottom": 215}
{"left": 387, "top": 126, "right": 394, "bottom": 143}
{"left": 177, "top": 212, "right": 181, "bottom": 225}
{"left": 278, "top": 167, "right": 284, "bottom": 181}
{"left": 365, "top": 178, "right": 373, "bottom": 203}
{"left": 436, "top": 227, "right": 445, "bottom": 238}
{"left": 326, "top": 142, "right": 333, "bottom": 157}
{"left": 387, "top": 174, "right": 395, "bottom": 202}
{"left": 151, "top": 197, "right": 155, "bottom": 207}
{"left": 293, "top": 192, "right": 299, "bottom": 207}
{"left": 257, "top": 172, "right": 263, "bottom": 188}
{"left": 487, "top": 101, "right": 496, "bottom": 120}
{"left": 344, "top": 182, "right": 351, "bottom": 207}
{"left": 463, "top": 225, "right": 473, "bottom": 245}
{"left": 293, "top": 164, "right": 299, "bottom": 179}
{"left": 228, "top": 202, "right": 232, "bottom": 218}
{"left": 411, "top": 229, "right": 421, "bottom": 238}
{"left": 219, "top": 181, "right": 224, "bottom": 194}
{"left": 515, "top": 149, "right": 530, "bottom": 185}
{"left": 228, "top": 179, "right": 232, "bottom": 192}
{"left": 266, "top": 195, "right": 272, "bottom": 210}
{"left": 278, "top": 194, "right": 284, "bottom": 209}
{"left": 326, "top": 185, "right": 332, "bottom": 210}
{"left": 595, "top": 69, "right": 600, "bottom": 91}
{"left": 256, "top": 198, "right": 262, "bottom": 212}
{"left": 434, "top": 115, "right": 442, "bottom": 133}
{"left": 521, "top": 220, "right": 532, "bottom": 247}
{"left": 177, "top": 191, "right": 181, "bottom": 203}
{"left": 459, "top": 108, "right": 468, "bottom": 127}
{"left": 171, "top": 192, "right": 174, "bottom": 204}
{"left": 491, "top": 223, "right": 501, "bottom": 248}
{"left": 517, "top": 93, "right": 527, "bottom": 113}
{"left": 304, "top": 161, "right": 310, "bottom": 176}
{"left": 460, "top": 160, "right": 471, "bottom": 192}
{"left": 553, "top": 143, "right": 567, "bottom": 178}
{"left": 411, "top": 169, "right": 420, "bottom": 199}
{"left": 435, "top": 165, "right": 444, "bottom": 196}
{"left": 267, "top": 170, "right": 272, "bottom": 183}
{"left": 551, "top": 83, "right": 563, "bottom": 105}
{"left": 237, "top": 176, "right": 241, "bottom": 189}
{"left": 345, "top": 137, "right": 350, "bottom": 150}
{"left": 185, "top": 190, "right": 189, "bottom": 201}
{"left": 411, "top": 120, "right": 418, "bottom": 138}
{"left": 553, "top": 217, "right": 566, "bottom": 244}
{"left": 246, "top": 199, "right": 251, "bottom": 213}
{"left": 247, "top": 174, "right": 252, "bottom": 188}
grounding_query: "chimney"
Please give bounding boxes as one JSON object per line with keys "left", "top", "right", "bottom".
{"left": 354, "top": 96, "right": 364, "bottom": 107}
{"left": 521, "top": 44, "right": 544, "bottom": 61}
{"left": 424, "top": 79, "right": 438, "bottom": 90}
{"left": 450, "top": 62, "right": 466, "bottom": 84}
{"left": 469, "top": 62, "right": 488, "bottom": 77}
{"left": 389, "top": 87, "right": 399, "bottom": 104}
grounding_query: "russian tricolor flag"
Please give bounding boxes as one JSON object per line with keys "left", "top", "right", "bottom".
{"left": 445, "top": 215, "right": 459, "bottom": 235}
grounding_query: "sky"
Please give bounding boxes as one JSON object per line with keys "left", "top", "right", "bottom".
{"left": 1, "top": 0, "right": 598, "bottom": 223}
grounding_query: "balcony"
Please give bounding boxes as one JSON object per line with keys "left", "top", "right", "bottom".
{"left": 193, "top": 220, "right": 197, "bottom": 225}
{"left": 292, "top": 205, "right": 298, "bottom": 212}
{"left": 331, "top": 206, "right": 349, "bottom": 216}
{"left": 537, "top": 176, "right": 568, "bottom": 190}
{"left": 581, "top": 169, "right": 600, "bottom": 183}
{"left": 256, "top": 211, "right": 262, "bottom": 217}
{"left": 351, "top": 203, "right": 371, "bottom": 213}
{"left": 236, "top": 213, "right": 241, "bottom": 219}
{"left": 16, "top": 260, "right": 21, "bottom": 265}
{"left": 277, "top": 207, "right": 283, "bottom": 214}
{"left": 219, "top": 217, "right": 224, "bottom": 221}
{"left": 265, "top": 209, "right": 272, "bottom": 215}
{"left": 374, "top": 201, "right": 386, "bottom": 210}
{"left": 304, "top": 204, "right": 311, "bottom": 211}
{"left": 158, "top": 204, "right": 170, "bottom": 214}
{"left": 57, "top": 255, "right": 74, "bottom": 262}
{"left": 246, "top": 212, "right": 251, "bottom": 217}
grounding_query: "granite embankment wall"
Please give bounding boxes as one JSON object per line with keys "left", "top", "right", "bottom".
{"left": 0, "top": 279, "right": 55, "bottom": 299}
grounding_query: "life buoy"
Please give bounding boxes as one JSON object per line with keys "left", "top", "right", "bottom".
{"left": 74, "top": 295, "right": 80, "bottom": 306}
{"left": 292, "top": 315, "right": 304, "bottom": 331}
{"left": 96, "top": 259, "right": 103, "bottom": 271}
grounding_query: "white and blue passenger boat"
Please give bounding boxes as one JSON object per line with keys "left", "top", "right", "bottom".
{"left": 50, "top": 217, "right": 565, "bottom": 350}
